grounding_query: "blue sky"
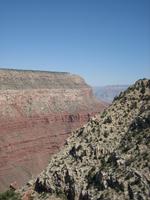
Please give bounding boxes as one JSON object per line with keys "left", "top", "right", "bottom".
{"left": 0, "top": 0, "right": 150, "bottom": 86}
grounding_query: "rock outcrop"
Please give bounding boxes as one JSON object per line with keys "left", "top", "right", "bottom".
{"left": 21, "top": 79, "right": 150, "bottom": 200}
{"left": 0, "top": 69, "right": 106, "bottom": 191}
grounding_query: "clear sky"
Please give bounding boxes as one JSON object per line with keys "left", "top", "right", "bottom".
{"left": 0, "top": 0, "right": 150, "bottom": 86}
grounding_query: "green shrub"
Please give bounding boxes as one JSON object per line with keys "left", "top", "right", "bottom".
{"left": 101, "top": 110, "right": 107, "bottom": 118}
{"left": 0, "top": 189, "right": 21, "bottom": 200}
{"left": 57, "top": 191, "right": 67, "bottom": 200}
{"left": 104, "top": 131, "right": 109, "bottom": 138}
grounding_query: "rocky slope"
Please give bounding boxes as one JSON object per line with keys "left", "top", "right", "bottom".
{"left": 0, "top": 69, "right": 106, "bottom": 191}
{"left": 93, "top": 85, "right": 128, "bottom": 103}
{"left": 21, "top": 79, "right": 150, "bottom": 200}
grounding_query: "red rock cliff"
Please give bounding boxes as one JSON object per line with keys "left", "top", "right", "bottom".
{"left": 0, "top": 69, "right": 106, "bottom": 191}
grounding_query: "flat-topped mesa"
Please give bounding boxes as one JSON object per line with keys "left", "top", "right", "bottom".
{"left": 0, "top": 68, "right": 106, "bottom": 191}
{"left": 0, "top": 68, "right": 88, "bottom": 90}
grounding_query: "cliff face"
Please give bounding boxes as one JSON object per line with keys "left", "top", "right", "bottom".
{"left": 0, "top": 69, "right": 106, "bottom": 191}
{"left": 22, "top": 79, "right": 150, "bottom": 200}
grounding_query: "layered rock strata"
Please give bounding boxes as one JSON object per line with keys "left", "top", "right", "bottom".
{"left": 21, "top": 79, "right": 150, "bottom": 200}
{"left": 0, "top": 69, "right": 105, "bottom": 191}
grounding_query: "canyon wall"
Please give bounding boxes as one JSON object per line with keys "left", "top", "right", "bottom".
{"left": 0, "top": 69, "right": 106, "bottom": 191}
{"left": 22, "top": 79, "right": 150, "bottom": 200}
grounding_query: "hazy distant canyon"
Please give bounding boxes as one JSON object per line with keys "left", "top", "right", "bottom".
{"left": 0, "top": 69, "right": 106, "bottom": 191}
{"left": 93, "top": 85, "right": 128, "bottom": 103}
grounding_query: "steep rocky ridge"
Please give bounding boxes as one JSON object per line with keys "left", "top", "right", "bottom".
{"left": 0, "top": 69, "right": 105, "bottom": 191}
{"left": 21, "top": 79, "right": 150, "bottom": 200}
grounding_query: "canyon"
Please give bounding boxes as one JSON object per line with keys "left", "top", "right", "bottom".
{"left": 20, "top": 79, "right": 150, "bottom": 200}
{"left": 93, "top": 85, "right": 128, "bottom": 103}
{"left": 0, "top": 69, "right": 106, "bottom": 191}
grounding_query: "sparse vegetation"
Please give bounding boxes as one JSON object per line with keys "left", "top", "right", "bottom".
{"left": 19, "top": 79, "right": 150, "bottom": 200}
{"left": 0, "top": 190, "right": 21, "bottom": 200}
{"left": 101, "top": 110, "right": 107, "bottom": 118}
{"left": 57, "top": 193, "right": 67, "bottom": 200}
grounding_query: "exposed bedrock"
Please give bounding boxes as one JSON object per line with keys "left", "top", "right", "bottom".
{"left": 0, "top": 69, "right": 106, "bottom": 191}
